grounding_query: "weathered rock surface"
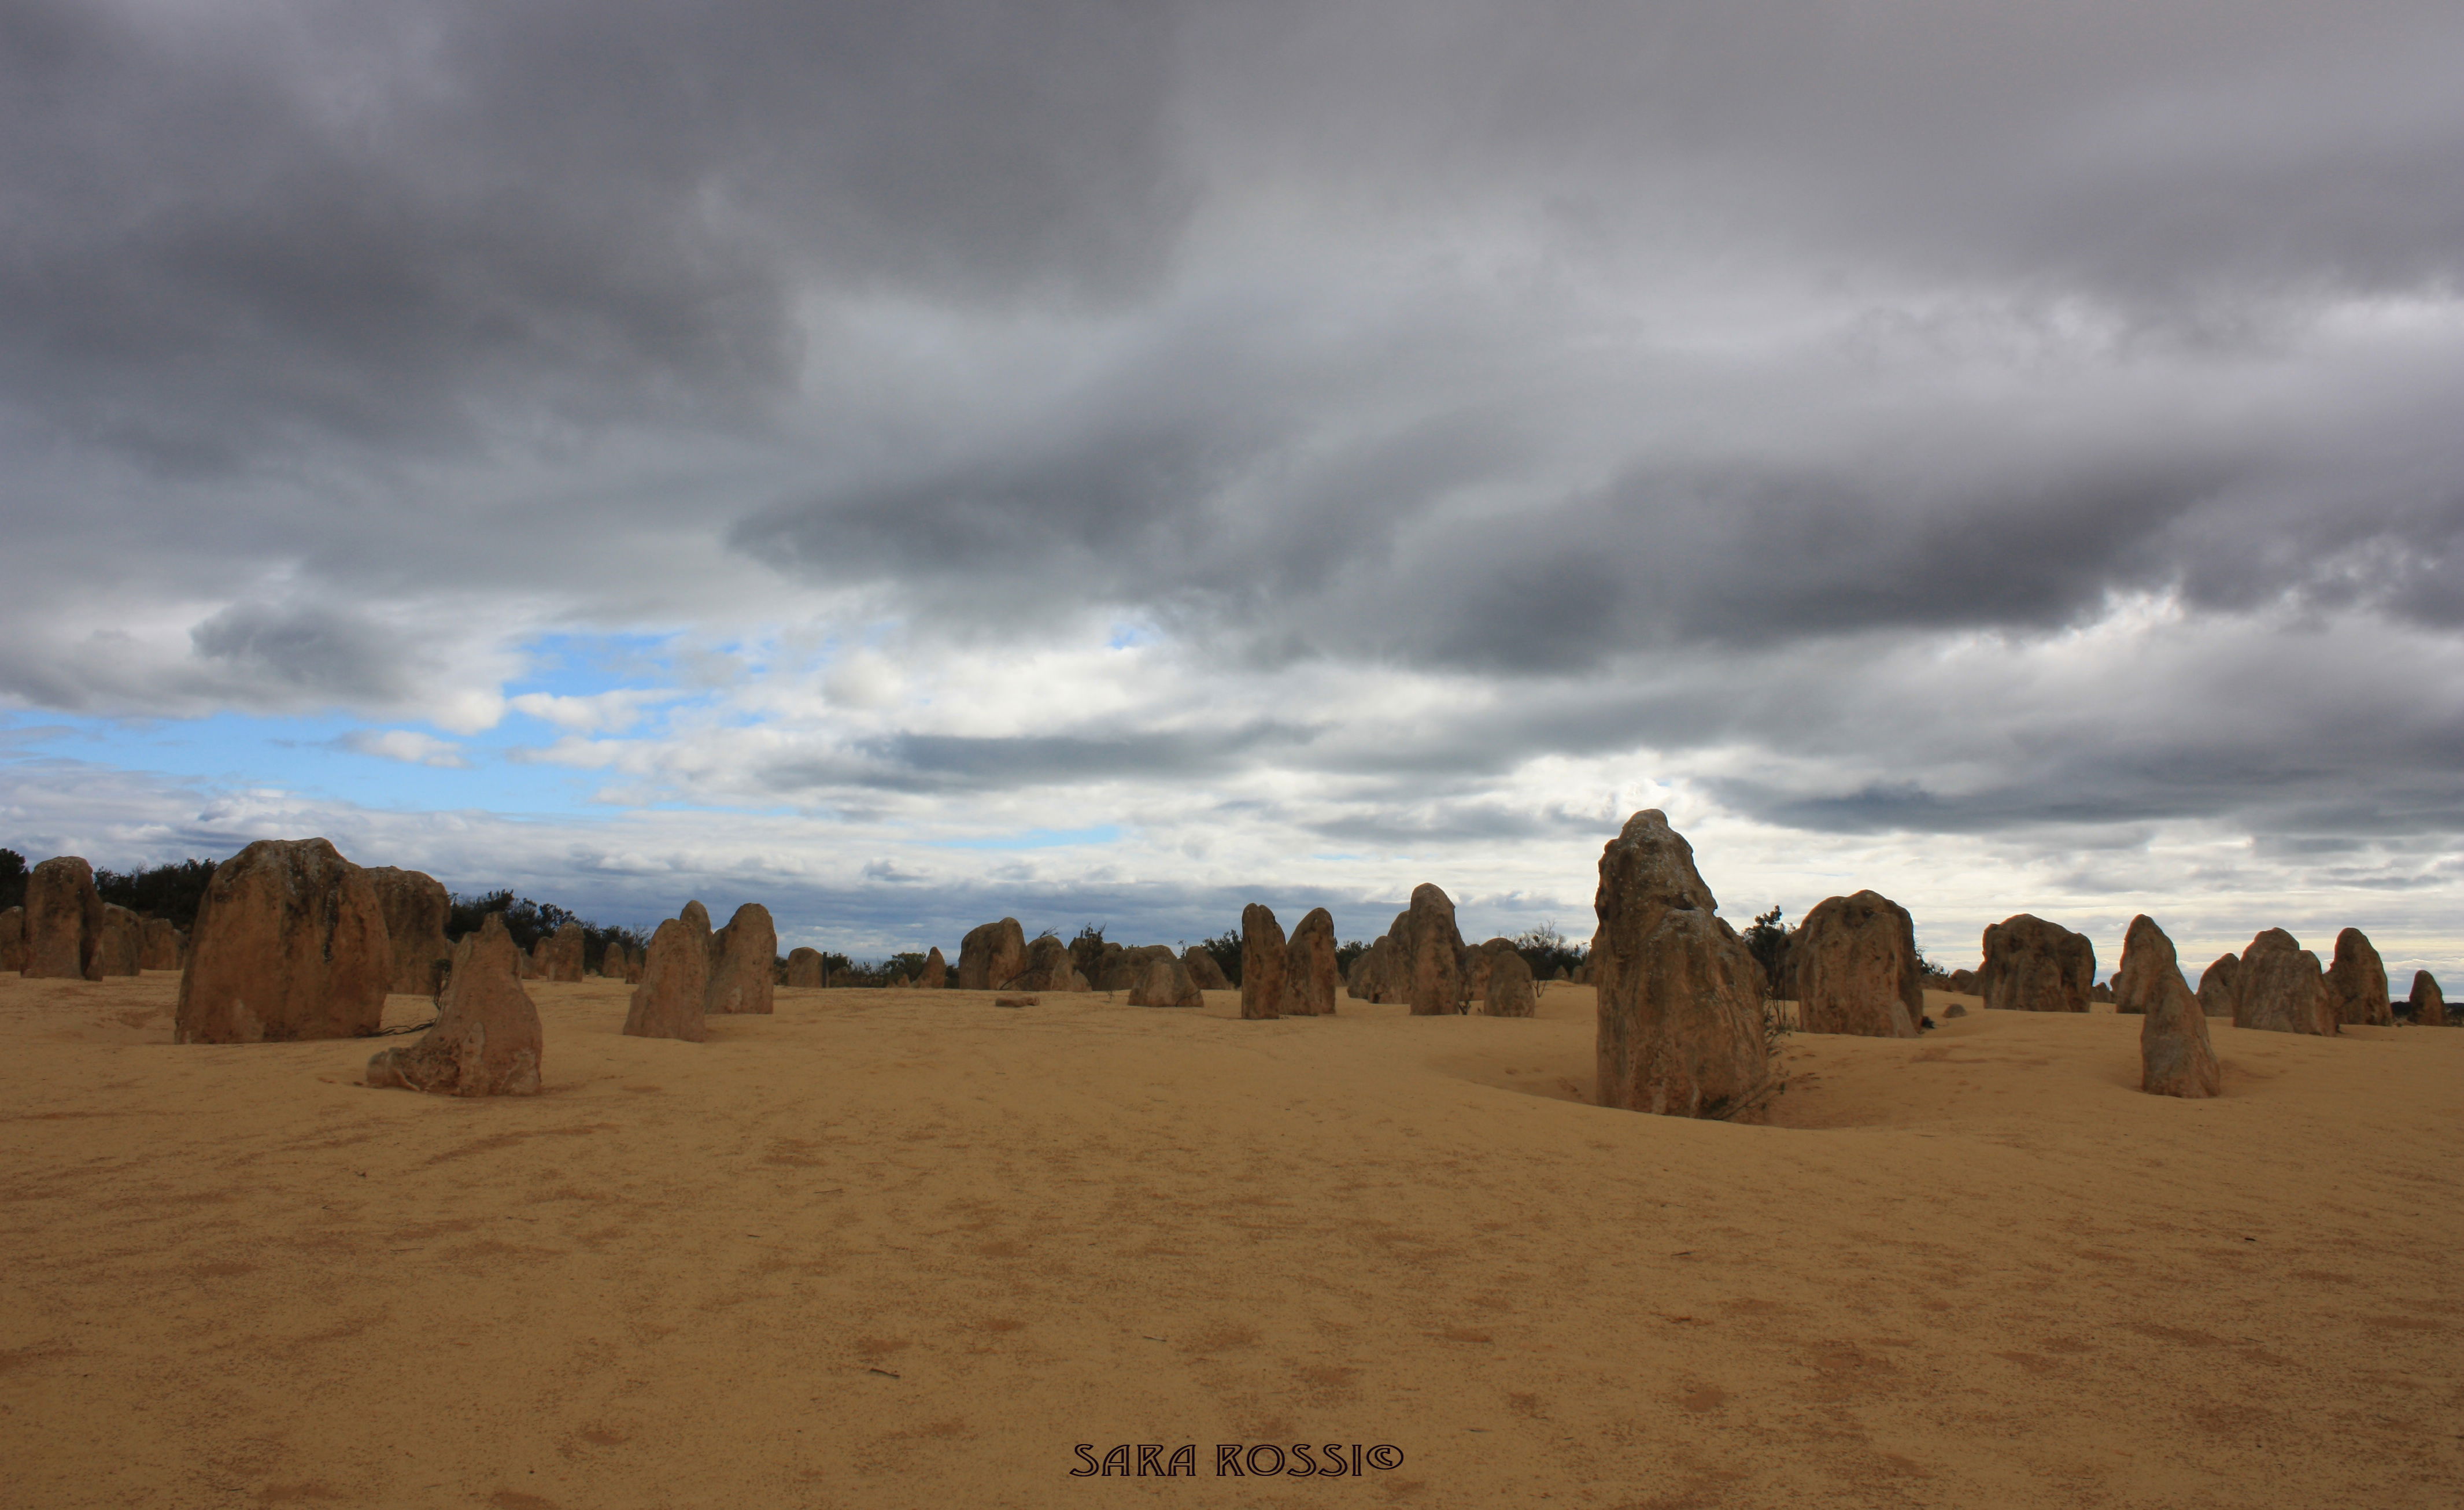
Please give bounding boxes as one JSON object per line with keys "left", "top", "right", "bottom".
{"left": 1128, "top": 955, "right": 1205, "bottom": 1008}
{"left": 2196, "top": 953, "right": 2240, "bottom": 1019}
{"left": 597, "top": 939, "right": 633, "bottom": 980}
{"left": 1401, "top": 883, "right": 1466, "bottom": 1016}
{"left": 918, "top": 946, "right": 946, "bottom": 989}
{"left": 1591, "top": 810, "right": 1775, "bottom": 1120}
{"left": 959, "top": 918, "right": 1028, "bottom": 991}
{"left": 1942, "top": 1001, "right": 1968, "bottom": 1017}
{"left": 530, "top": 921, "right": 584, "bottom": 983}
{"left": 1182, "top": 946, "right": 1230, "bottom": 991}
{"left": 139, "top": 916, "right": 184, "bottom": 971}
{"left": 1284, "top": 907, "right": 1338, "bottom": 1017}
{"left": 1484, "top": 948, "right": 1537, "bottom": 1017}
{"left": 175, "top": 838, "right": 390, "bottom": 1043}
{"left": 1346, "top": 935, "right": 1397, "bottom": 1002}
{"left": 704, "top": 904, "right": 777, "bottom": 1013}
{"left": 365, "top": 914, "right": 543, "bottom": 1096}
{"left": 363, "top": 867, "right": 452, "bottom": 997}
{"left": 2408, "top": 970, "right": 2446, "bottom": 1027}
{"left": 2323, "top": 928, "right": 2392, "bottom": 1027}
{"left": 2235, "top": 929, "right": 2333, "bottom": 1035}
{"left": 94, "top": 904, "right": 145, "bottom": 977}
{"left": 1240, "top": 904, "right": 1287, "bottom": 1020}
{"left": 1946, "top": 968, "right": 1978, "bottom": 995}
{"left": 784, "top": 946, "right": 826, "bottom": 988}
{"left": 1790, "top": 890, "right": 1923, "bottom": 1038}
{"left": 2114, "top": 915, "right": 2219, "bottom": 1098}
{"left": 1002, "top": 934, "right": 1082, "bottom": 991}
{"left": 623, "top": 914, "right": 710, "bottom": 1041}
{"left": 22, "top": 856, "right": 105, "bottom": 980}
{"left": 1979, "top": 915, "right": 2095, "bottom": 1013}
{"left": 0, "top": 906, "right": 24, "bottom": 972}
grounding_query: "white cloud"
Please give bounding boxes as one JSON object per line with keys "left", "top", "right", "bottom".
{"left": 338, "top": 730, "right": 470, "bottom": 768}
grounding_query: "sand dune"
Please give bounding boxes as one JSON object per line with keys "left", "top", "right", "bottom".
{"left": 2, "top": 974, "right": 2458, "bottom": 1507}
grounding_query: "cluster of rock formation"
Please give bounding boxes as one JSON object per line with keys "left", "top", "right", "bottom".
{"left": 2113, "top": 915, "right": 2219, "bottom": 1098}
{"left": 621, "top": 898, "right": 778, "bottom": 1040}
{"left": 1590, "top": 810, "right": 1776, "bottom": 1121}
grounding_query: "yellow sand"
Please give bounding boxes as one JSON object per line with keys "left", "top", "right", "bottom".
{"left": 2, "top": 975, "right": 2458, "bottom": 1508}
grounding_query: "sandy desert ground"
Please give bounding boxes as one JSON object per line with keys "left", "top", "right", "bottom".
{"left": 2, "top": 973, "right": 2458, "bottom": 1508}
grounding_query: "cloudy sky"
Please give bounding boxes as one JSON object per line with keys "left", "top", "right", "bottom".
{"left": 5, "top": 0, "right": 2462, "bottom": 975}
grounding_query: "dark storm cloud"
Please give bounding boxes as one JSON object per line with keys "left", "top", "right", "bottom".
{"left": 0, "top": 0, "right": 1189, "bottom": 464}
{"left": 756, "top": 720, "right": 1321, "bottom": 797}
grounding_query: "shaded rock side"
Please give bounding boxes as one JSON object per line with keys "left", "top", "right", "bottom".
{"left": 959, "top": 918, "right": 1028, "bottom": 991}
{"left": 1790, "top": 890, "right": 1922, "bottom": 1038}
{"left": 921, "top": 946, "right": 948, "bottom": 989}
{"left": 1484, "top": 948, "right": 1537, "bottom": 1017}
{"left": 1128, "top": 956, "right": 1205, "bottom": 1009}
{"left": 1284, "top": 907, "right": 1338, "bottom": 1017}
{"left": 1182, "top": 946, "right": 1231, "bottom": 991}
{"left": 365, "top": 914, "right": 543, "bottom": 1096}
{"left": 623, "top": 916, "right": 710, "bottom": 1041}
{"left": 2235, "top": 929, "right": 2334, "bottom": 1036}
{"left": 138, "top": 916, "right": 185, "bottom": 972}
{"left": 597, "top": 940, "right": 633, "bottom": 980}
{"left": 22, "top": 856, "right": 105, "bottom": 980}
{"left": 2115, "top": 915, "right": 2219, "bottom": 1098}
{"left": 1978, "top": 915, "right": 2095, "bottom": 1013}
{"left": 1402, "top": 883, "right": 1466, "bottom": 1017}
{"left": 94, "top": 904, "right": 146, "bottom": 978}
{"left": 175, "top": 838, "right": 390, "bottom": 1043}
{"left": 2408, "top": 970, "right": 2446, "bottom": 1027}
{"left": 705, "top": 904, "right": 777, "bottom": 1014}
{"left": 1591, "top": 811, "right": 1774, "bottom": 1120}
{"left": 784, "top": 946, "right": 826, "bottom": 988}
{"left": 2323, "top": 928, "right": 2392, "bottom": 1027}
{"left": 2196, "top": 953, "right": 2240, "bottom": 1019}
{"left": 0, "top": 907, "right": 24, "bottom": 972}
{"left": 1946, "top": 968, "right": 1978, "bottom": 995}
{"left": 364, "top": 866, "right": 452, "bottom": 997}
{"left": 1240, "top": 904, "right": 1287, "bottom": 1020}
{"left": 1099, "top": 945, "right": 1173, "bottom": 991}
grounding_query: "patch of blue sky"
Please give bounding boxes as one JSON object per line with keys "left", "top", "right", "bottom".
{"left": 506, "top": 630, "right": 684, "bottom": 699}
{"left": 932, "top": 824, "right": 1124, "bottom": 851}
{"left": 1106, "top": 620, "right": 1160, "bottom": 650}
{"left": 0, "top": 709, "right": 611, "bottom": 819}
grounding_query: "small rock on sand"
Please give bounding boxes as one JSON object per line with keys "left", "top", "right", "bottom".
{"left": 366, "top": 913, "right": 543, "bottom": 1096}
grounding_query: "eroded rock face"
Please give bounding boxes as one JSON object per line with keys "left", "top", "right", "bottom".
{"left": 1484, "top": 948, "right": 1537, "bottom": 1018}
{"left": 22, "top": 856, "right": 105, "bottom": 980}
{"left": 364, "top": 867, "right": 452, "bottom": 997}
{"left": 175, "top": 839, "right": 390, "bottom": 1043}
{"left": 1790, "top": 890, "right": 1922, "bottom": 1038}
{"left": 1347, "top": 935, "right": 1399, "bottom": 1002}
{"left": 1182, "top": 946, "right": 1230, "bottom": 991}
{"left": 1003, "top": 934, "right": 1080, "bottom": 991}
{"left": 0, "top": 907, "right": 25, "bottom": 972}
{"left": 2236, "top": 929, "right": 2333, "bottom": 1036}
{"left": 2323, "top": 928, "right": 2392, "bottom": 1027}
{"left": 139, "top": 916, "right": 184, "bottom": 972}
{"left": 365, "top": 914, "right": 543, "bottom": 1096}
{"left": 598, "top": 939, "right": 633, "bottom": 980}
{"left": 1284, "top": 908, "right": 1338, "bottom": 1017}
{"left": 1978, "top": 915, "right": 2095, "bottom": 1013}
{"left": 1128, "top": 955, "right": 1205, "bottom": 1008}
{"left": 1591, "top": 810, "right": 1775, "bottom": 1120}
{"left": 2408, "top": 971, "right": 2447, "bottom": 1027}
{"left": 919, "top": 946, "right": 947, "bottom": 989}
{"left": 2196, "top": 954, "right": 2240, "bottom": 1019}
{"left": 1240, "top": 904, "right": 1287, "bottom": 1020}
{"left": 784, "top": 946, "right": 826, "bottom": 987}
{"left": 622, "top": 914, "right": 710, "bottom": 1041}
{"left": 532, "top": 921, "right": 585, "bottom": 984}
{"left": 959, "top": 918, "right": 1028, "bottom": 991}
{"left": 1946, "top": 968, "right": 1978, "bottom": 995}
{"left": 1402, "top": 883, "right": 1466, "bottom": 1017}
{"left": 94, "top": 904, "right": 145, "bottom": 977}
{"left": 705, "top": 904, "right": 777, "bottom": 1014}
{"left": 2115, "top": 915, "right": 2220, "bottom": 1098}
